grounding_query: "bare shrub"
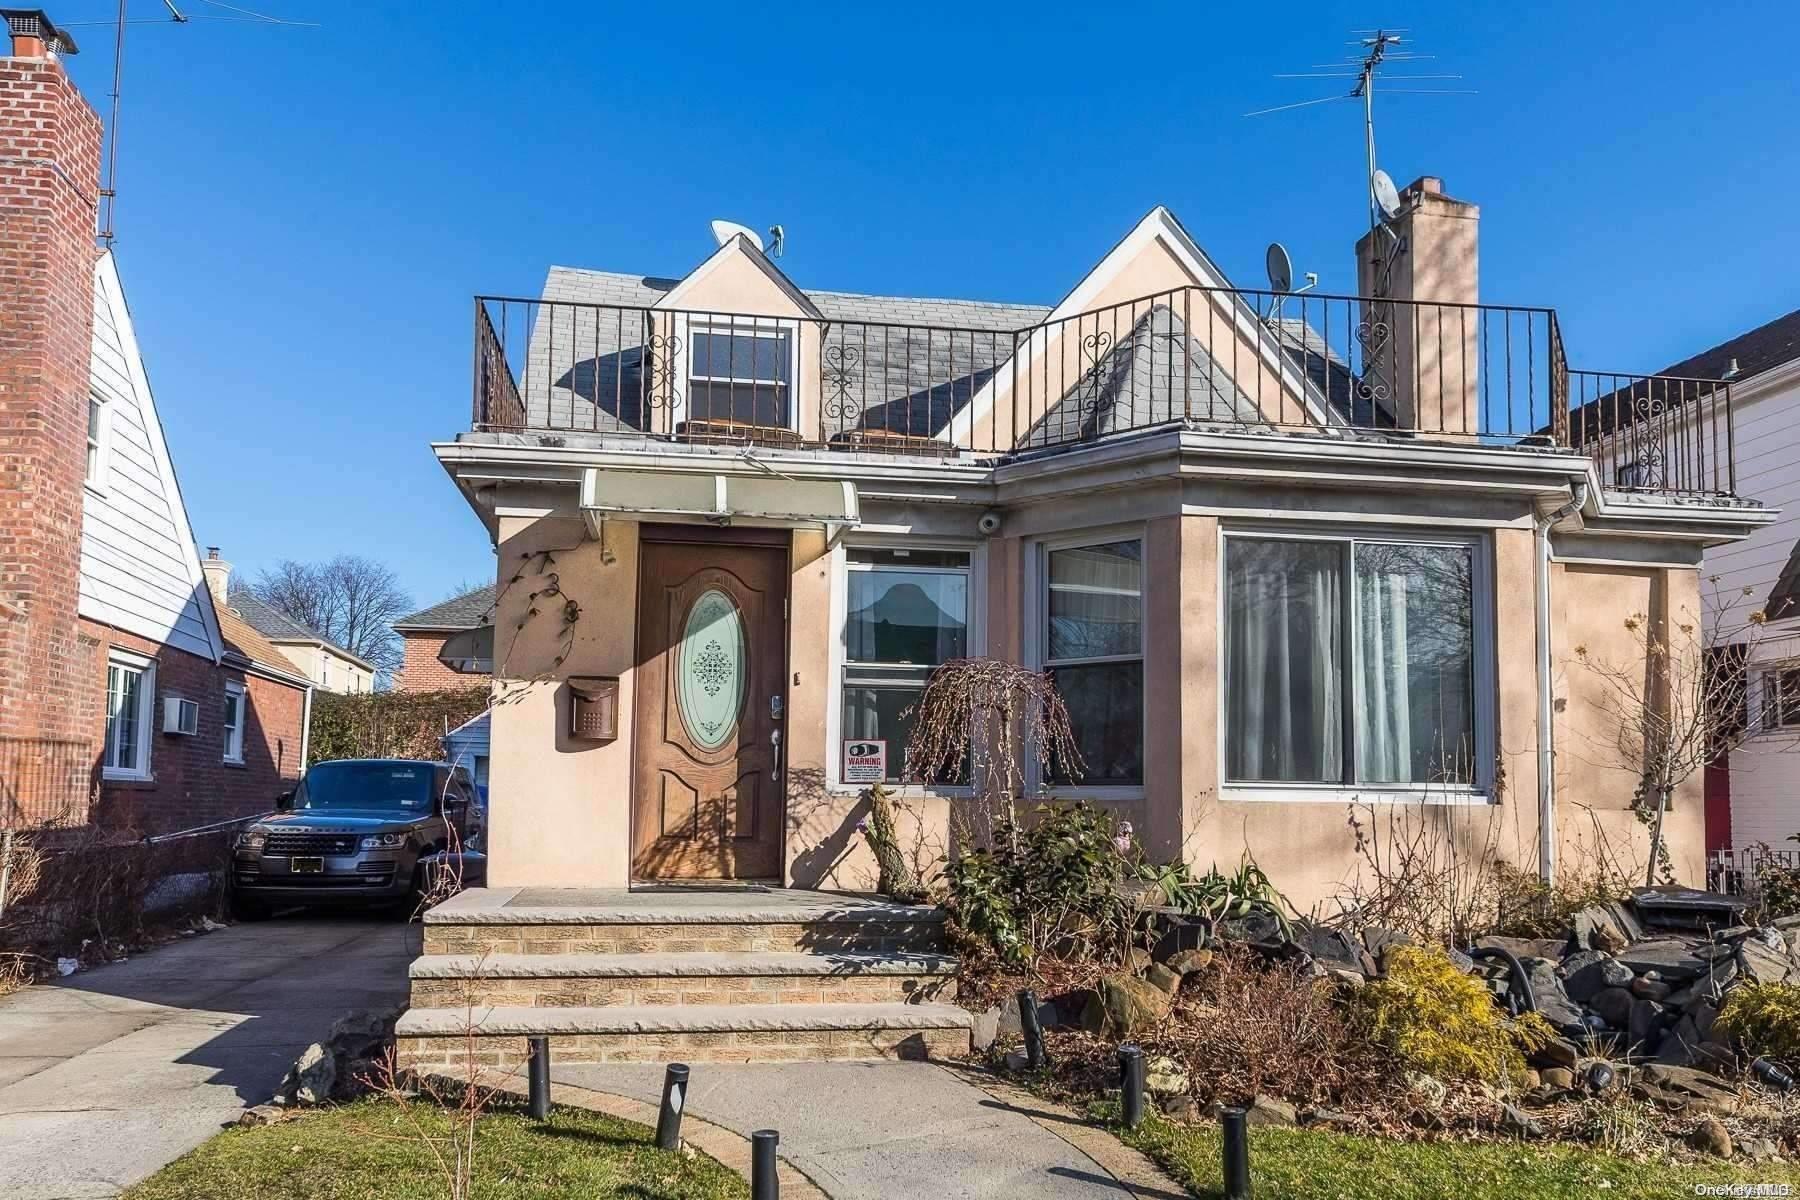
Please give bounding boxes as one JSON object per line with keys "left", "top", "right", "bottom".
{"left": 1330, "top": 799, "right": 1505, "bottom": 947}
{"left": 1164, "top": 947, "right": 1391, "bottom": 1108}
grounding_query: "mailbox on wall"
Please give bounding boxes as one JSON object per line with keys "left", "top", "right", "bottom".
{"left": 568, "top": 676, "right": 620, "bottom": 741}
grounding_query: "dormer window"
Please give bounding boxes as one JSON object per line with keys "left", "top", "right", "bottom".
{"left": 687, "top": 320, "right": 793, "bottom": 429}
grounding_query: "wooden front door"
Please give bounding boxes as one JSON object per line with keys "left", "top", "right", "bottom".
{"left": 631, "top": 531, "right": 787, "bottom": 879}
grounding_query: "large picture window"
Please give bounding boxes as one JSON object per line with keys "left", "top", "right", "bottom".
{"left": 840, "top": 547, "right": 970, "bottom": 784}
{"left": 103, "top": 651, "right": 155, "bottom": 780}
{"left": 1044, "top": 539, "right": 1143, "bottom": 787}
{"left": 1224, "top": 533, "right": 1484, "bottom": 789}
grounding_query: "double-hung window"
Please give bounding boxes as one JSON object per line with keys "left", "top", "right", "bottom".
{"left": 222, "top": 681, "right": 246, "bottom": 764}
{"left": 688, "top": 319, "right": 793, "bottom": 429}
{"left": 840, "top": 547, "right": 970, "bottom": 784}
{"left": 1223, "top": 532, "right": 1488, "bottom": 791}
{"left": 103, "top": 651, "right": 155, "bottom": 780}
{"left": 1043, "top": 539, "right": 1144, "bottom": 787}
{"left": 85, "top": 394, "right": 108, "bottom": 487}
{"left": 1763, "top": 669, "right": 1800, "bottom": 730}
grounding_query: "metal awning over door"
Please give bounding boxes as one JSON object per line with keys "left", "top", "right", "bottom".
{"left": 579, "top": 467, "right": 859, "bottom": 532}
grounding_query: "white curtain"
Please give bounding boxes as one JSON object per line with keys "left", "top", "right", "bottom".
{"left": 1226, "top": 542, "right": 1341, "bottom": 782}
{"left": 1355, "top": 565, "right": 1413, "bottom": 783}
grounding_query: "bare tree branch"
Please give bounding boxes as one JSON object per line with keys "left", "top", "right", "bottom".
{"left": 244, "top": 556, "right": 412, "bottom": 676}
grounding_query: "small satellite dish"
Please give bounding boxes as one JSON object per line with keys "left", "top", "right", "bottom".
{"left": 709, "top": 219, "right": 764, "bottom": 252}
{"left": 1265, "top": 242, "right": 1295, "bottom": 294}
{"left": 1371, "top": 169, "right": 1402, "bottom": 221}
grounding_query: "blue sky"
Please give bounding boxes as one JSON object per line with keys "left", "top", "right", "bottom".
{"left": 59, "top": 0, "right": 1800, "bottom": 610}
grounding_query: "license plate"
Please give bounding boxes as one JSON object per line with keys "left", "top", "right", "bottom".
{"left": 290, "top": 856, "right": 324, "bottom": 874}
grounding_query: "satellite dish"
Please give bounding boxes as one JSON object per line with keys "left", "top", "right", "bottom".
{"left": 1371, "top": 169, "right": 1402, "bottom": 221}
{"left": 709, "top": 219, "right": 764, "bottom": 252}
{"left": 1265, "top": 242, "right": 1294, "bottom": 294}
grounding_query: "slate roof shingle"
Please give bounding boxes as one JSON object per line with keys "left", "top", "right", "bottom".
{"left": 395, "top": 584, "right": 496, "bottom": 632}
{"left": 228, "top": 591, "right": 367, "bottom": 665}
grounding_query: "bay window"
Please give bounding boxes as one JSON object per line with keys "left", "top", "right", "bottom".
{"left": 1044, "top": 538, "right": 1143, "bottom": 787}
{"left": 1224, "top": 532, "right": 1487, "bottom": 791}
{"left": 840, "top": 547, "right": 970, "bottom": 784}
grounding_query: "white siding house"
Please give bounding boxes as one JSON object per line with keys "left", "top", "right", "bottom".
{"left": 79, "top": 250, "right": 223, "bottom": 662}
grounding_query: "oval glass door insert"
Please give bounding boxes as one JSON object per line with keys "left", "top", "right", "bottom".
{"left": 676, "top": 588, "right": 746, "bottom": 750}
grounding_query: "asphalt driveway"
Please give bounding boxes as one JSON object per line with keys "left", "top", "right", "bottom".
{"left": 0, "top": 915, "right": 415, "bottom": 1200}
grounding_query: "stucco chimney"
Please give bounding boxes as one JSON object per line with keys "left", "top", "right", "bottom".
{"left": 201, "top": 547, "right": 232, "bottom": 608}
{"left": 1353, "top": 175, "right": 1480, "bottom": 437}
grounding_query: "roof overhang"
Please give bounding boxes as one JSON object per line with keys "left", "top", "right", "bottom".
{"left": 578, "top": 467, "right": 859, "bottom": 535}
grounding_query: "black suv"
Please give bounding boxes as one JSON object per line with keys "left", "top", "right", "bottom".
{"left": 230, "top": 758, "right": 486, "bottom": 919}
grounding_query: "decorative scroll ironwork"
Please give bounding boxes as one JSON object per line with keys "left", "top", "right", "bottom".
{"left": 1077, "top": 330, "right": 1115, "bottom": 416}
{"left": 1620, "top": 394, "right": 1667, "bottom": 489}
{"left": 1354, "top": 312, "right": 1393, "bottom": 406}
{"left": 822, "top": 343, "right": 862, "bottom": 423}
{"left": 642, "top": 332, "right": 683, "bottom": 415}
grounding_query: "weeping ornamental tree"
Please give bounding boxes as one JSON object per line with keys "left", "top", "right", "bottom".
{"left": 903, "top": 657, "right": 1083, "bottom": 847}
{"left": 1575, "top": 581, "right": 1800, "bottom": 886}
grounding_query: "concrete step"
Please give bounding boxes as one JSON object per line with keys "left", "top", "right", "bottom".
{"left": 423, "top": 889, "right": 948, "bottom": 957}
{"left": 408, "top": 950, "right": 958, "bottom": 1008}
{"left": 396, "top": 1002, "right": 973, "bottom": 1067}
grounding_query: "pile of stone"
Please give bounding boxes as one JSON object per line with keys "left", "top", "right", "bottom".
{"left": 241, "top": 1005, "right": 402, "bottom": 1125}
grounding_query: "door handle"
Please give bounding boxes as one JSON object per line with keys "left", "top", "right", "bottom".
{"left": 770, "top": 728, "right": 782, "bottom": 782}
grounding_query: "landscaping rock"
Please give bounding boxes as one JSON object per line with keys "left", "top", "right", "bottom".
{"left": 1521, "top": 958, "right": 1585, "bottom": 1033}
{"left": 291, "top": 1042, "right": 335, "bottom": 1106}
{"left": 1737, "top": 935, "right": 1793, "bottom": 986}
{"left": 1160, "top": 1095, "right": 1199, "bottom": 1122}
{"left": 1407, "top": 1073, "right": 1448, "bottom": 1109}
{"left": 1166, "top": 948, "right": 1213, "bottom": 976}
{"left": 1003, "top": 1049, "right": 1031, "bottom": 1072}
{"left": 1540, "top": 1067, "right": 1575, "bottom": 1090}
{"left": 1479, "top": 936, "right": 1569, "bottom": 962}
{"left": 1643, "top": 1064, "right": 1740, "bottom": 1116}
{"left": 238, "top": 1105, "right": 283, "bottom": 1127}
{"left": 1361, "top": 925, "right": 1413, "bottom": 960}
{"left": 1617, "top": 937, "right": 1710, "bottom": 983}
{"left": 1081, "top": 973, "right": 1171, "bottom": 1038}
{"left": 1652, "top": 1015, "right": 1702, "bottom": 1067}
{"left": 1244, "top": 1095, "right": 1298, "bottom": 1127}
{"left": 1560, "top": 950, "right": 1633, "bottom": 1003}
{"left": 1590, "top": 986, "right": 1636, "bottom": 1030}
{"left": 999, "top": 992, "right": 1062, "bottom": 1037}
{"left": 1125, "top": 948, "right": 1154, "bottom": 973}
{"left": 1145, "top": 963, "right": 1183, "bottom": 995}
{"left": 1533, "top": 1037, "right": 1579, "bottom": 1070}
{"left": 1296, "top": 926, "right": 1364, "bottom": 973}
{"left": 1690, "top": 1115, "right": 1733, "bottom": 1158}
{"left": 1573, "top": 903, "right": 1639, "bottom": 953}
{"left": 1630, "top": 973, "right": 1673, "bottom": 1002}
{"left": 1145, "top": 1055, "right": 1189, "bottom": 1096}
{"left": 1692, "top": 1000, "right": 1720, "bottom": 1041}
{"left": 1328, "top": 968, "right": 1366, "bottom": 990}
{"left": 1500, "top": 1102, "right": 1543, "bottom": 1139}
{"left": 1629, "top": 998, "right": 1667, "bottom": 1049}
{"left": 1215, "top": 908, "right": 1284, "bottom": 950}
{"left": 1745, "top": 1137, "right": 1781, "bottom": 1162}
{"left": 1303, "top": 1107, "right": 1357, "bottom": 1130}
{"left": 970, "top": 1007, "right": 1000, "bottom": 1052}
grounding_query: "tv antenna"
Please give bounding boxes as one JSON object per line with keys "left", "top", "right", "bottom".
{"left": 63, "top": 1, "right": 319, "bottom": 244}
{"left": 1245, "top": 29, "right": 1475, "bottom": 235}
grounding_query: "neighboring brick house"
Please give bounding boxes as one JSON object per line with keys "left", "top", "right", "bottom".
{"left": 0, "top": 12, "right": 310, "bottom": 833}
{"left": 392, "top": 585, "right": 494, "bottom": 693}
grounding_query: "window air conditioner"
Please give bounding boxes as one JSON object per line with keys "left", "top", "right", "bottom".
{"left": 162, "top": 696, "right": 199, "bottom": 736}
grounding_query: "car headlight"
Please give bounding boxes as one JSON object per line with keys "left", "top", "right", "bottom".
{"left": 359, "top": 833, "right": 407, "bottom": 850}
{"left": 236, "top": 830, "right": 266, "bottom": 849}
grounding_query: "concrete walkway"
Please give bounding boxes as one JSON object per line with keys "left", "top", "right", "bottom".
{"left": 0, "top": 916, "right": 414, "bottom": 1200}
{"left": 555, "top": 1060, "right": 1188, "bottom": 1199}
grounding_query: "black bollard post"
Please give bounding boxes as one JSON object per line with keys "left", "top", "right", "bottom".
{"left": 526, "top": 1036, "right": 550, "bottom": 1121}
{"left": 751, "top": 1129, "right": 780, "bottom": 1200}
{"left": 1221, "top": 1106, "right": 1252, "bottom": 1200}
{"left": 1118, "top": 1043, "right": 1146, "bottom": 1129}
{"left": 1018, "top": 988, "right": 1046, "bottom": 1069}
{"left": 656, "top": 1063, "right": 690, "bottom": 1150}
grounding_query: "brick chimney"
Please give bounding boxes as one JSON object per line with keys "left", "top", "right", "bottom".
{"left": 201, "top": 547, "right": 232, "bottom": 608}
{"left": 0, "top": 8, "right": 103, "bottom": 750}
{"left": 1354, "top": 176, "right": 1481, "bottom": 437}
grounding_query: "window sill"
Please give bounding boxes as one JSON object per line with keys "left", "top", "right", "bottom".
{"left": 223, "top": 758, "right": 246, "bottom": 769}
{"left": 102, "top": 770, "right": 155, "bottom": 787}
{"left": 826, "top": 783, "right": 973, "bottom": 800}
{"left": 1222, "top": 785, "right": 1492, "bottom": 806}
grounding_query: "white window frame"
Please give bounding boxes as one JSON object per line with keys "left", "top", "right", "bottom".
{"left": 222, "top": 680, "right": 247, "bottom": 765}
{"left": 1216, "top": 524, "right": 1497, "bottom": 805}
{"left": 85, "top": 392, "right": 111, "bottom": 493}
{"left": 825, "top": 536, "right": 986, "bottom": 795}
{"left": 1761, "top": 667, "right": 1800, "bottom": 731}
{"left": 678, "top": 315, "right": 801, "bottom": 433}
{"left": 1023, "top": 525, "right": 1148, "bottom": 801}
{"left": 103, "top": 648, "right": 156, "bottom": 781}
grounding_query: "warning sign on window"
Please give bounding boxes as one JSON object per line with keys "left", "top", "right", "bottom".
{"left": 842, "top": 740, "right": 888, "bottom": 784}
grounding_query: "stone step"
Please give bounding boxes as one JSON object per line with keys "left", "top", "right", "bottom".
{"left": 407, "top": 950, "right": 959, "bottom": 1008}
{"left": 396, "top": 1002, "right": 972, "bottom": 1067}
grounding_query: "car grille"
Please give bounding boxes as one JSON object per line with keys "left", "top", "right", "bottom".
{"left": 264, "top": 831, "right": 359, "bottom": 856}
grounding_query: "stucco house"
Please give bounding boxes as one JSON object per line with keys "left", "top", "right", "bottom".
{"left": 427, "top": 176, "right": 1768, "bottom": 914}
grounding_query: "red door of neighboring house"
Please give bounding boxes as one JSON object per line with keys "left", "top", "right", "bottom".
{"left": 1704, "top": 752, "right": 1731, "bottom": 853}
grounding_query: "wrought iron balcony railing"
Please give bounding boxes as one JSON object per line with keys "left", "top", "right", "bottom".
{"left": 471, "top": 286, "right": 1736, "bottom": 499}
{"left": 1566, "top": 370, "right": 1736, "bottom": 498}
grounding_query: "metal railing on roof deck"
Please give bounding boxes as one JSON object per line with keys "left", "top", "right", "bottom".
{"left": 469, "top": 289, "right": 1737, "bottom": 498}
{"left": 1566, "top": 370, "right": 1736, "bottom": 498}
